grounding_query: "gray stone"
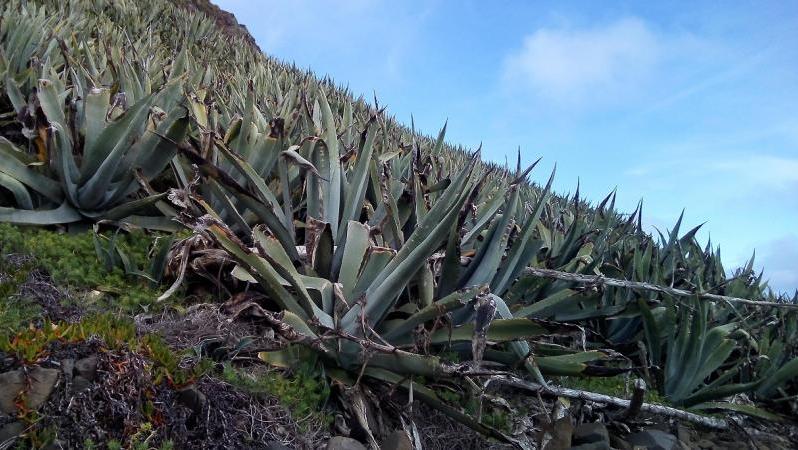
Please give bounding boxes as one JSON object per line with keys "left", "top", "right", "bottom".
{"left": 71, "top": 375, "right": 91, "bottom": 393}
{"left": 569, "top": 443, "right": 611, "bottom": 450}
{"left": 0, "top": 421, "right": 24, "bottom": 446}
{"left": 542, "top": 416, "right": 573, "bottom": 449}
{"left": 675, "top": 424, "right": 690, "bottom": 441}
{"left": 675, "top": 424, "right": 694, "bottom": 448}
{"left": 0, "top": 370, "right": 25, "bottom": 414}
{"left": 573, "top": 422, "right": 609, "bottom": 445}
{"left": 382, "top": 430, "right": 412, "bottom": 450}
{"left": 695, "top": 439, "right": 714, "bottom": 448}
{"left": 0, "top": 367, "right": 58, "bottom": 414}
{"left": 627, "top": 430, "right": 680, "bottom": 450}
{"left": 610, "top": 434, "right": 633, "bottom": 450}
{"left": 327, "top": 436, "right": 367, "bottom": 450}
{"left": 177, "top": 385, "right": 206, "bottom": 415}
{"left": 61, "top": 359, "right": 75, "bottom": 379}
{"left": 26, "top": 367, "right": 60, "bottom": 410}
{"left": 75, "top": 356, "right": 98, "bottom": 381}
{"left": 265, "top": 441, "right": 292, "bottom": 450}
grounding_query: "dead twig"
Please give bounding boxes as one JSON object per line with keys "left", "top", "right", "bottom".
{"left": 489, "top": 374, "right": 729, "bottom": 429}
{"left": 522, "top": 267, "right": 798, "bottom": 310}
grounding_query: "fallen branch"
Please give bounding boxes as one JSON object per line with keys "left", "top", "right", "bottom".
{"left": 489, "top": 375, "right": 729, "bottom": 429}
{"left": 624, "top": 378, "right": 646, "bottom": 420}
{"left": 522, "top": 267, "right": 798, "bottom": 310}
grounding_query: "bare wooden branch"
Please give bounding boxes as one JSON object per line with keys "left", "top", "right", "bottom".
{"left": 624, "top": 378, "right": 646, "bottom": 420}
{"left": 489, "top": 375, "right": 729, "bottom": 429}
{"left": 522, "top": 267, "right": 798, "bottom": 310}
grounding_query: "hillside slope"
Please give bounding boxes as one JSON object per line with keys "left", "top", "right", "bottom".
{"left": 1, "top": 0, "right": 797, "bottom": 448}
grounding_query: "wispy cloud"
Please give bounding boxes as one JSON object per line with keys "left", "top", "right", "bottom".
{"left": 644, "top": 46, "right": 773, "bottom": 112}
{"left": 502, "top": 18, "right": 660, "bottom": 104}
{"left": 757, "top": 234, "right": 798, "bottom": 294}
{"left": 625, "top": 154, "right": 798, "bottom": 192}
{"left": 710, "top": 156, "right": 798, "bottom": 190}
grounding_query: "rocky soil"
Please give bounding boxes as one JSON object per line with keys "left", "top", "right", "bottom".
{"left": 2, "top": 280, "right": 796, "bottom": 449}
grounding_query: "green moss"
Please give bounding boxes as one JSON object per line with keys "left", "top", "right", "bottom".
{"left": 127, "top": 422, "right": 173, "bottom": 450}
{"left": 559, "top": 375, "right": 669, "bottom": 405}
{"left": 481, "top": 409, "right": 511, "bottom": 432}
{"left": 0, "top": 224, "right": 148, "bottom": 285}
{"left": 142, "top": 333, "right": 213, "bottom": 387}
{"left": 0, "top": 313, "right": 136, "bottom": 362}
{"left": 220, "top": 363, "right": 333, "bottom": 430}
{"left": 0, "top": 257, "right": 40, "bottom": 333}
{"left": 0, "top": 223, "right": 170, "bottom": 317}
{"left": 0, "top": 312, "right": 207, "bottom": 387}
{"left": 435, "top": 386, "right": 461, "bottom": 404}
{"left": 433, "top": 385, "right": 513, "bottom": 433}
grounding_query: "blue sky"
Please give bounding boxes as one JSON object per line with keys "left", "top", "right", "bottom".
{"left": 216, "top": 0, "right": 798, "bottom": 293}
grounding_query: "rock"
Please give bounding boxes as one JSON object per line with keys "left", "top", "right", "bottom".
{"left": 0, "top": 367, "right": 59, "bottom": 414}
{"left": 675, "top": 424, "right": 694, "bottom": 448}
{"left": 75, "top": 356, "right": 98, "bottom": 381}
{"left": 61, "top": 359, "right": 75, "bottom": 379}
{"left": 610, "top": 434, "right": 633, "bottom": 450}
{"left": 327, "top": 436, "right": 367, "bottom": 450}
{"left": 333, "top": 414, "right": 351, "bottom": 436}
{"left": 695, "top": 438, "right": 714, "bottom": 448}
{"left": 265, "top": 441, "right": 292, "bottom": 450}
{"left": 0, "top": 421, "right": 24, "bottom": 446}
{"left": 177, "top": 385, "right": 207, "bottom": 415}
{"left": 569, "top": 443, "right": 611, "bottom": 450}
{"left": 0, "top": 370, "right": 25, "bottom": 414}
{"left": 382, "top": 430, "right": 412, "bottom": 450}
{"left": 26, "top": 367, "right": 60, "bottom": 410}
{"left": 573, "top": 422, "right": 609, "bottom": 445}
{"left": 627, "top": 430, "right": 680, "bottom": 450}
{"left": 541, "top": 416, "right": 573, "bottom": 449}
{"left": 71, "top": 375, "right": 92, "bottom": 393}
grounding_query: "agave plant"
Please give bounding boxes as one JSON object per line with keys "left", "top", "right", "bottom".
{"left": 161, "top": 86, "right": 642, "bottom": 441}
{"left": 0, "top": 1, "right": 195, "bottom": 227}
{"left": 735, "top": 308, "right": 798, "bottom": 401}
{"left": 2, "top": 0, "right": 797, "bottom": 437}
{"left": 0, "top": 78, "right": 187, "bottom": 226}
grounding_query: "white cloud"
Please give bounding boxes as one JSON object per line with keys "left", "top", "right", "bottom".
{"left": 756, "top": 234, "right": 798, "bottom": 294}
{"left": 710, "top": 156, "right": 798, "bottom": 190}
{"left": 502, "top": 18, "right": 661, "bottom": 104}
{"left": 624, "top": 136, "right": 798, "bottom": 192}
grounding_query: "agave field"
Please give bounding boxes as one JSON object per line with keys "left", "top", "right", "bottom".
{"left": 1, "top": 0, "right": 797, "bottom": 448}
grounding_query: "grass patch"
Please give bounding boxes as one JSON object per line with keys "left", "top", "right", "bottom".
{"left": 0, "top": 256, "right": 39, "bottom": 332}
{"left": 0, "top": 313, "right": 208, "bottom": 384}
{"left": 0, "top": 313, "right": 134, "bottom": 362}
{"left": 220, "top": 363, "right": 333, "bottom": 429}
{"left": 559, "top": 375, "right": 669, "bottom": 405}
{"left": 0, "top": 223, "right": 172, "bottom": 318}
{"left": 142, "top": 333, "right": 214, "bottom": 386}
{"left": 432, "top": 385, "right": 515, "bottom": 433}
